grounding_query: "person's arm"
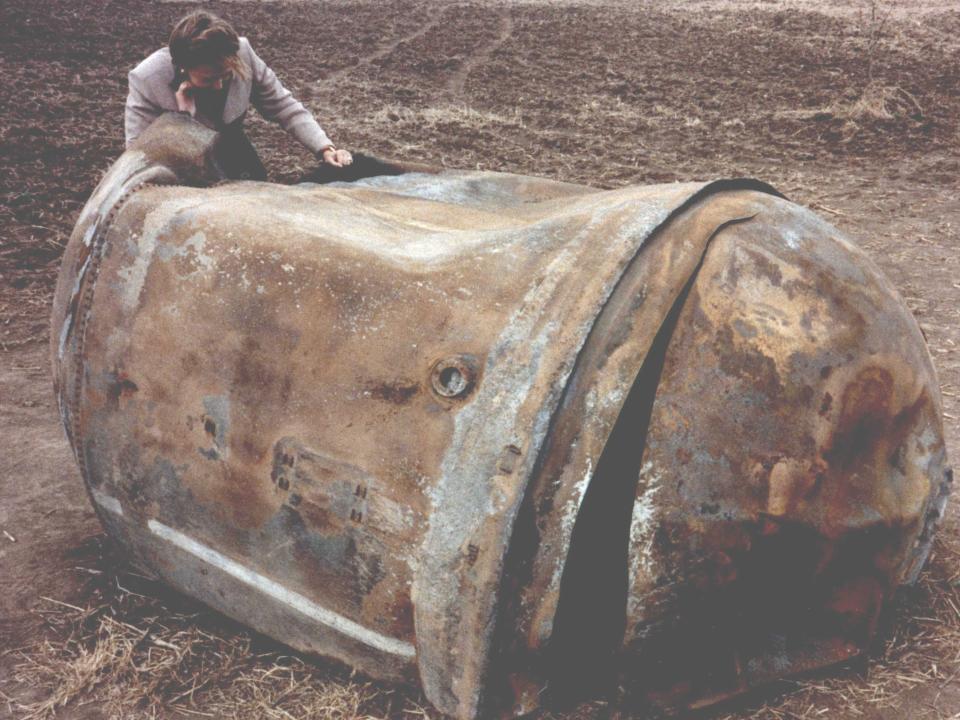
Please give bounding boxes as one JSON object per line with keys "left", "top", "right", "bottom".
{"left": 124, "top": 71, "right": 164, "bottom": 148}
{"left": 247, "top": 43, "right": 351, "bottom": 166}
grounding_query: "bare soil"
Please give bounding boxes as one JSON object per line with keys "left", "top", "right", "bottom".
{"left": 1, "top": 1, "right": 959, "bottom": 718}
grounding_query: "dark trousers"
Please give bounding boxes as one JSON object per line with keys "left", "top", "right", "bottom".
{"left": 214, "top": 121, "right": 268, "bottom": 181}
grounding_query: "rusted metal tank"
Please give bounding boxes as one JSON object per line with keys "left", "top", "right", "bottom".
{"left": 51, "top": 114, "right": 951, "bottom": 718}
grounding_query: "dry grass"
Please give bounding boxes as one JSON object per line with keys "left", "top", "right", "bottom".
{"left": 772, "top": 84, "right": 924, "bottom": 127}
{"left": 0, "top": 282, "right": 53, "bottom": 351}
{"left": 2, "top": 540, "right": 428, "bottom": 720}
{"left": 4, "top": 529, "right": 960, "bottom": 719}
{"left": 833, "top": 82, "right": 925, "bottom": 122}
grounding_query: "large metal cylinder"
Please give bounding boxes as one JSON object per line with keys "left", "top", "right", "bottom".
{"left": 51, "top": 114, "right": 951, "bottom": 718}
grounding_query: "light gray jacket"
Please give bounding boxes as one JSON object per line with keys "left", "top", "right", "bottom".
{"left": 125, "top": 37, "right": 333, "bottom": 153}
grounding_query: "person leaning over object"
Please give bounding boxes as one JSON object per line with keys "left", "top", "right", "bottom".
{"left": 125, "top": 10, "right": 352, "bottom": 180}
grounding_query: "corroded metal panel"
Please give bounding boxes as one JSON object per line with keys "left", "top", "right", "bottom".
{"left": 617, "top": 197, "right": 951, "bottom": 712}
{"left": 51, "top": 114, "right": 951, "bottom": 719}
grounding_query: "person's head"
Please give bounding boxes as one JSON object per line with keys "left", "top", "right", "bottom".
{"left": 169, "top": 10, "right": 247, "bottom": 89}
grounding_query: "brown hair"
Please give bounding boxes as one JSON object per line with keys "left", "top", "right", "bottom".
{"left": 169, "top": 11, "right": 248, "bottom": 78}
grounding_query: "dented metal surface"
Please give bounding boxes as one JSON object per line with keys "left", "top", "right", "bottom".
{"left": 51, "top": 114, "right": 951, "bottom": 719}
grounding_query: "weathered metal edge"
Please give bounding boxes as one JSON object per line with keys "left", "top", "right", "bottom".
{"left": 413, "top": 179, "right": 784, "bottom": 719}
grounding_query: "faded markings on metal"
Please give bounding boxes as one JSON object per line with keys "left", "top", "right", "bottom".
{"left": 91, "top": 489, "right": 414, "bottom": 659}
{"left": 147, "top": 520, "right": 417, "bottom": 659}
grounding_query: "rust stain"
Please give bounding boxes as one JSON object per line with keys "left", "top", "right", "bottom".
{"left": 822, "top": 367, "right": 896, "bottom": 472}
{"left": 366, "top": 380, "right": 421, "bottom": 404}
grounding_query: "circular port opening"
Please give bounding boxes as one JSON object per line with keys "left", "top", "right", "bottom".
{"left": 430, "top": 357, "right": 476, "bottom": 399}
{"left": 439, "top": 366, "right": 466, "bottom": 395}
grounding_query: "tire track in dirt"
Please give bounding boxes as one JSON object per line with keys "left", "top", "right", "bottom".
{"left": 317, "top": 16, "right": 444, "bottom": 87}
{"left": 444, "top": 10, "right": 514, "bottom": 101}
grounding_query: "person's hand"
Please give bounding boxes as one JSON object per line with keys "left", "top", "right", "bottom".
{"left": 321, "top": 147, "right": 353, "bottom": 168}
{"left": 175, "top": 80, "right": 197, "bottom": 116}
